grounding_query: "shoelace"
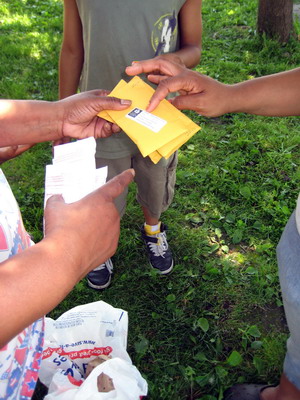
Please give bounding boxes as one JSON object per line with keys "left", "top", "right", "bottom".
{"left": 92, "top": 259, "right": 113, "bottom": 273}
{"left": 147, "top": 232, "right": 168, "bottom": 258}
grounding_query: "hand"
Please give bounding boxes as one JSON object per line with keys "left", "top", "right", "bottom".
{"left": 154, "top": 53, "right": 185, "bottom": 66}
{"left": 58, "top": 89, "right": 131, "bottom": 141}
{"left": 53, "top": 119, "right": 122, "bottom": 146}
{"left": 52, "top": 137, "right": 72, "bottom": 147}
{"left": 53, "top": 117, "right": 121, "bottom": 146}
{"left": 44, "top": 169, "right": 135, "bottom": 278}
{"left": 0, "top": 144, "right": 35, "bottom": 164}
{"left": 126, "top": 58, "right": 185, "bottom": 86}
{"left": 148, "top": 69, "right": 231, "bottom": 117}
{"left": 126, "top": 58, "right": 232, "bottom": 117}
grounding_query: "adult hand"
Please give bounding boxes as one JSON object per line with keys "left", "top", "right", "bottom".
{"left": 126, "top": 58, "right": 232, "bottom": 117}
{"left": 53, "top": 117, "right": 122, "bottom": 146}
{"left": 126, "top": 58, "right": 185, "bottom": 85}
{"left": 44, "top": 169, "right": 135, "bottom": 279}
{"left": 58, "top": 89, "right": 131, "bottom": 141}
{"left": 0, "top": 91, "right": 131, "bottom": 148}
{"left": 0, "top": 144, "right": 35, "bottom": 164}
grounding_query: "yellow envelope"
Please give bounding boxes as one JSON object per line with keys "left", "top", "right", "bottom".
{"left": 99, "top": 76, "right": 200, "bottom": 163}
{"left": 100, "top": 80, "right": 128, "bottom": 123}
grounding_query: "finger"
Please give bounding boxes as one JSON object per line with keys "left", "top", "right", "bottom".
{"left": 111, "top": 123, "right": 121, "bottom": 133}
{"left": 147, "top": 74, "right": 169, "bottom": 85}
{"left": 102, "top": 122, "right": 114, "bottom": 137}
{"left": 93, "top": 96, "right": 131, "bottom": 112}
{"left": 146, "top": 75, "right": 197, "bottom": 112}
{"left": 14, "top": 144, "right": 34, "bottom": 157}
{"left": 45, "top": 194, "right": 65, "bottom": 209}
{"left": 172, "top": 93, "right": 204, "bottom": 113}
{"left": 17, "top": 144, "right": 34, "bottom": 151}
{"left": 94, "top": 119, "right": 120, "bottom": 138}
{"left": 53, "top": 137, "right": 71, "bottom": 147}
{"left": 126, "top": 61, "right": 153, "bottom": 76}
{"left": 99, "top": 169, "right": 135, "bottom": 201}
{"left": 146, "top": 78, "right": 182, "bottom": 112}
{"left": 126, "top": 59, "right": 183, "bottom": 77}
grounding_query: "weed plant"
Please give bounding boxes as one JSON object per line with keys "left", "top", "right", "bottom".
{"left": 1, "top": 1, "right": 300, "bottom": 399}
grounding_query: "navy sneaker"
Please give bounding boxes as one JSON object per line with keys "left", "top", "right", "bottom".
{"left": 87, "top": 258, "right": 113, "bottom": 290}
{"left": 141, "top": 223, "right": 174, "bottom": 274}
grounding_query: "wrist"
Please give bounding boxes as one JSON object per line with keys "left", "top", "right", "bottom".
{"left": 155, "top": 53, "right": 184, "bottom": 66}
{"left": 41, "top": 235, "right": 86, "bottom": 281}
{"left": 223, "top": 84, "right": 245, "bottom": 114}
{"left": 52, "top": 101, "right": 64, "bottom": 140}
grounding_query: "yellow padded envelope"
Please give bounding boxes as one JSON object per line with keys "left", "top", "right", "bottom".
{"left": 98, "top": 76, "right": 200, "bottom": 164}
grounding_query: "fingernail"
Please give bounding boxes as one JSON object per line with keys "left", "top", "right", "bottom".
{"left": 129, "top": 168, "right": 135, "bottom": 177}
{"left": 120, "top": 99, "right": 131, "bottom": 105}
{"left": 132, "top": 61, "right": 139, "bottom": 65}
{"left": 104, "top": 122, "right": 110, "bottom": 130}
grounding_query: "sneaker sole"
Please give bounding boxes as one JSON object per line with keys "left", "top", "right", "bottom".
{"left": 87, "top": 274, "right": 112, "bottom": 290}
{"left": 150, "top": 259, "right": 174, "bottom": 275}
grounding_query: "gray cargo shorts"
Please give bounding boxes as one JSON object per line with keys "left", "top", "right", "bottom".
{"left": 96, "top": 151, "right": 178, "bottom": 219}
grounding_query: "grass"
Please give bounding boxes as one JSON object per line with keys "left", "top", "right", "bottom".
{"left": 1, "top": 1, "right": 300, "bottom": 399}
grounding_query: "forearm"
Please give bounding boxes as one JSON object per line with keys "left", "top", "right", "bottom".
{"left": 0, "top": 237, "right": 83, "bottom": 347}
{"left": 175, "top": 0, "right": 202, "bottom": 68}
{"left": 159, "top": 45, "right": 201, "bottom": 68}
{"left": 228, "top": 68, "right": 300, "bottom": 116}
{"left": 59, "top": 46, "right": 83, "bottom": 99}
{"left": 0, "top": 100, "right": 63, "bottom": 146}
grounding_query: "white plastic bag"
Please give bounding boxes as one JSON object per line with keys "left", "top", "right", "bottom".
{"left": 39, "top": 301, "right": 147, "bottom": 399}
{"left": 45, "top": 358, "right": 148, "bottom": 400}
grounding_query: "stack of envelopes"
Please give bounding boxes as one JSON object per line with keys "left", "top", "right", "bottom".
{"left": 98, "top": 76, "right": 201, "bottom": 164}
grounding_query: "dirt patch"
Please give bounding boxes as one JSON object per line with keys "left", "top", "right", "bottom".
{"left": 244, "top": 304, "right": 288, "bottom": 335}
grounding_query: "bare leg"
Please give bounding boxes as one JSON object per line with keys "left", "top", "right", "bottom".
{"left": 142, "top": 206, "right": 159, "bottom": 226}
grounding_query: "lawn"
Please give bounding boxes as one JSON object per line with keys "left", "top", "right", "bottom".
{"left": 1, "top": 1, "right": 300, "bottom": 399}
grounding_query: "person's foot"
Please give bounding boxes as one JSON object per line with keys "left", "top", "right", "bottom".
{"left": 141, "top": 223, "right": 173, "bottom": 274}
{"left": 223, "top": 384, "right": 277, "bottom": 400}
{"left": 223, "top": 374, "right": 300, "bottom": 400}
{"left": 87, "top": 258, "right": 113, "bottom": 290}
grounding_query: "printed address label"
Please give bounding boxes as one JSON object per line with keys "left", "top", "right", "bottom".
{"left": 126, "top": 108, "right": 167, "bottom": 133}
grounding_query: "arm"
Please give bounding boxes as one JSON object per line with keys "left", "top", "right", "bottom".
{"left": 164, "top": 0, "right": 202, "bottom": 68}
{"left": 126, "top": 58, "right": 300, "bottom": 117}
{"left": 0, "top": 144, "right": 34, "bottom": 164}
{"left": 227, "top": 68, "right": 300, "bottom": 117}
{"left": 137, "top": 0, "right": 202, "bottom": 69}
{"left": 0, "top": 169, "right": 134, "bottom": 348}
{"left": 155, "top": 67, "right": 300, "bottom": 116}
{"left": 59, "top": 0, "right": 84, "bottom": 99}
{"left": 0, "top": 91, "right": 131, "bottom": 147}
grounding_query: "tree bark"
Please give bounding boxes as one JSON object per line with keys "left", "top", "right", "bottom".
{"left": 257, "top": 0, "right": 294, "bottom": 43}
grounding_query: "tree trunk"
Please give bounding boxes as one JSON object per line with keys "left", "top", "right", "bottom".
{"left": 257, "top": 0, "right": 294, "bottom": 43}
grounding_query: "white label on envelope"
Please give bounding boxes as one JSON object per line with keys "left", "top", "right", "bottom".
{"left": 126, "top": 108, "right": 167, "bottom": 133}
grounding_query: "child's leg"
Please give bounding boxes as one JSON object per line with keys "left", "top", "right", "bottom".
{"left": 96, "top": 156, "right": 131, "bottom": 217}
{"left": 133, "top": 151, "right": 178, "bottom": 221}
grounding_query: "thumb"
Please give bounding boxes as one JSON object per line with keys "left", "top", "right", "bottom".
{"left": 45, "top": 194, "right": 65, "bottom": 209}
{"left": 95, "top": 96, "right": 131, "bottom": 112}
{"left": 171, "top": 93, "right": 201, "bottom": 112}
{"left": 99, "top": 169, "right": 135, "bottom": 201}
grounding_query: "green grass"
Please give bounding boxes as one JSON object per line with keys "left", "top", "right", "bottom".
{"left": 1, "top": 1, "right": 300, "bottom": 399}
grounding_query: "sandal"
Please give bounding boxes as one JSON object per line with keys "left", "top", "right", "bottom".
{"left": 223, "top": 383, "right": 277, "bottom": 400}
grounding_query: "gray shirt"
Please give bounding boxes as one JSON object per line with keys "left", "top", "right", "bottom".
{"left": 76, "top": 0, "right": 186, "bottom": 158}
